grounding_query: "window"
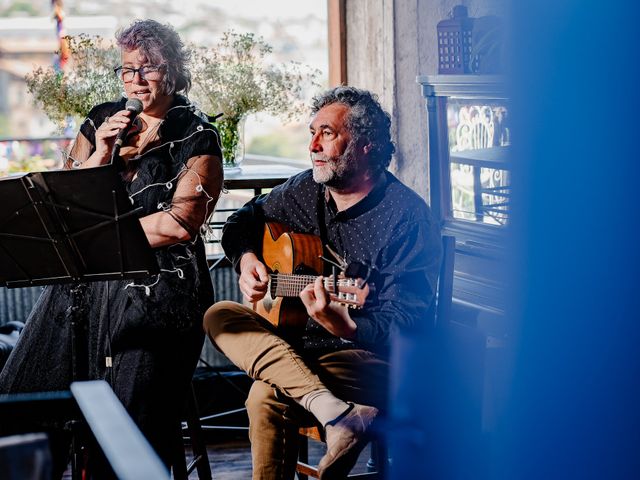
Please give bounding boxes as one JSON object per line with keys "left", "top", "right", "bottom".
{"left": 419, "top": 75, "right": 509, "bottom": 317}
{"left": 446, "top": 98, "right": 510, "bottom": 226}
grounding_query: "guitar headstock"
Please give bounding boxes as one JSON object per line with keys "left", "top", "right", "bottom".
{"left": 323, "top": 277, "right": 369, "bottom": 309}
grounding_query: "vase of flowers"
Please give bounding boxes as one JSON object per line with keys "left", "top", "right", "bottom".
{"left": 191, "top": 31, "right": 319, "bottom": 170}
{"left": 213, "top": 114, "right": 246, "bottom": 173}
{"left": 25, "top": 35, "right": 122, "bottom": 127}
{"left": 26, "top": 31, "right": 319, "bottom": 170}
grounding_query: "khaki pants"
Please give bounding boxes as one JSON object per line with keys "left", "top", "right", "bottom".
{"left": 203, "top": 301, "right": 389, "bottom": 480}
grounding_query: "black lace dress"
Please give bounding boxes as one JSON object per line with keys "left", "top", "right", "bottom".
{"left": 0, "top": 95, "right": 221, "bottom": 466}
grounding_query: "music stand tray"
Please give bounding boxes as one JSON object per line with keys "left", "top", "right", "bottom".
{"left": 0, "top": 164, "right": 158, "bottom": 288}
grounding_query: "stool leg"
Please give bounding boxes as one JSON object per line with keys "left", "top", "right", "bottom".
{"left": 186, "top": 384, "right": 213, "bottom": 480}
{"left": 364, "top": 439, "right": 388, "bottom": 478}
{"left": 366, "top": 441, "right": 378, "bottom": 472}
{"left": 172, "top": 423, "right": 188, "bottom": 480}
{"left": 377, "top": 439, "right": 388, "bottom": 478}
{"left": 297, "top": 434, "right": 309, "bottom": 480}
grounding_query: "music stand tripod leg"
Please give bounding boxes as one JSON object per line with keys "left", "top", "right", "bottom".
{"left": 68, "top": 283, "right": 90, "bottom": 480}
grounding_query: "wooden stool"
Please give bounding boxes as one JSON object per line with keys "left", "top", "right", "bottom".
{"left": 296, "top": 425, "right": 386, "bottom": 479}
{"left": 173, "top": 384, "right": 212, "bottom": 480}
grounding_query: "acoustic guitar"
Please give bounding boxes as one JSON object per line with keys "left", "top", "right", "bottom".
{"left": 254, "top": 222, "right": 369, "bottom": 330}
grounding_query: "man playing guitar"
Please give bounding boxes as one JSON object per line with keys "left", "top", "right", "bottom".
{"left": 204, "top": 86, "right": 441, "bottom": 480}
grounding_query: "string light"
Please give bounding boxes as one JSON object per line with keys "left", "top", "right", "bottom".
{"left": 124, "top": 268, "right": 185, "bottom": 294}
{"left": 167, "top": 245, "right": 196, "bottom": 262}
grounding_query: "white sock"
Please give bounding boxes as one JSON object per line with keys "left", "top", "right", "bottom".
{"left": 296, "top": 388, "right": 351, "bottom": 427}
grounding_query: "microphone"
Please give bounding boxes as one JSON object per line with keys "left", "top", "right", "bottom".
{"left": 110, "top": 97, "right": 144, "bottom": 166}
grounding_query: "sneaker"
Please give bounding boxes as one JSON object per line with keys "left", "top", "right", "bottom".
{"left": 317, "top": 403, "right": 378, "bottom": 479}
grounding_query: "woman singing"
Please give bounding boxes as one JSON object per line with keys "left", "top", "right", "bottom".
{"left": 0, "top": 19, "right": 223, "bottom": 476}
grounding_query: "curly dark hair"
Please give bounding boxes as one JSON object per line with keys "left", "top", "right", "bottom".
{"left": 116, "top": 19, "right": 191, "bottom": 95}
{"left": 310, "top": 86, "right": 395, "bottom": 174}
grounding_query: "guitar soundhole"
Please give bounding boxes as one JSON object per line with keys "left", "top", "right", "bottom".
{"left": 293, "top": 263, "right": 319, "bottom": 276}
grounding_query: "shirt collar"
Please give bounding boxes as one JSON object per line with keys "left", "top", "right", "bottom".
{"left": 323, "top": 171, "right": 390, "bottom": 219}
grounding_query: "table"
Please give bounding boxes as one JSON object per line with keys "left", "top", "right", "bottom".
{"left": 223, "top": 163, "right": 305, "bottom": 195}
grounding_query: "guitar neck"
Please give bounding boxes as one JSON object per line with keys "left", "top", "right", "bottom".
{"left": 270, "top": 273, "right": 319, "bottom": 298}
{"left": 270, "top": 273, "right": 356, "bottom": 298}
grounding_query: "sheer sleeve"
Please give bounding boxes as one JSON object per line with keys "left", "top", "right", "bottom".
{"left": 166, "top": 153, "right": 223, "bottom": 239}
{"left": 64, "top": 102, "right": 120, "bottom": 169}
{"left": 65, "top": 132, "right": 93, "bottom": 169}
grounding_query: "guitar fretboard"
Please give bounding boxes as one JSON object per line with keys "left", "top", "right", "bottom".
{"left": 270, "top": 274, "right": 356, "bottom": 298}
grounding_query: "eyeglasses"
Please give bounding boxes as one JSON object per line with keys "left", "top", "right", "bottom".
{"left": 113, "top": 65, "right": 165, "bottom": 82}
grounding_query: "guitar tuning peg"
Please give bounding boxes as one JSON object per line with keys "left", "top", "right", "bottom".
{"left": 319, "top": 255, "right": 344, "bottom": 271}
{"left": 324, "top": 244, "right": 348, "bottom": 270}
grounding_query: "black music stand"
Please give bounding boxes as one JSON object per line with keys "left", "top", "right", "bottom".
{"left": 0, "top": 164, "right": 159, "bottom": 478}
{"left": 0, "top": 164, "right": 157, "bottom": 288}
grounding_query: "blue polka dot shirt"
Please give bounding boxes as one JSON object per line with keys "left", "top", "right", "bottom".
{"left": 222, "top": 169, "right": 441, "bottom": 356}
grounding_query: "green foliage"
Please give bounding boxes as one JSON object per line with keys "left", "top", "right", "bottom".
{"left": 0, "top": 139, "right": 64, "bottom": 176}
{"left": 7, "top": 155, "right": 48, "bottom": 174}
{"left": 190, "top": 31, "right": 320, "bottom": 165}
{"left": 25, "top": 35, "right": 122, "bottom": 127}
{"left": 214, "top": 117, "right": 245, "bottom": 166}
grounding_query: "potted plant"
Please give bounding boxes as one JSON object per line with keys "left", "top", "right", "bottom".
{"left": 190, "top": 31, "right": 319, "bottom": 170}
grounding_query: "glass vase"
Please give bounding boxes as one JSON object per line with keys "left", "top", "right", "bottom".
{"left": 216, "top": 116, "right": 245, "bottom": 173}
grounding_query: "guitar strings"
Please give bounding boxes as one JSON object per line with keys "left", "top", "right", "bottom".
{"left": 270, "top": 273, "right": 359, "bottom": 301}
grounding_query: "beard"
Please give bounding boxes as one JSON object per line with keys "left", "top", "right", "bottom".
{"left": 311, "top": 142, "right": 359, "bottom": 188}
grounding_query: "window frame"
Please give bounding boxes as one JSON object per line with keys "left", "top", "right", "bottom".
{"left": 419, "top": 75, "right": 509, "bottom": 315}
{"left": 327, "top": 0, "right": 347, "bottom": 86}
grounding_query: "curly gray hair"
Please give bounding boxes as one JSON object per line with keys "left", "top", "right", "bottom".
{"left": 116, "top": 19, "right": 191, "bottom": 95}
{"left": 310, "top": 86, "right": 395, "bottom": 174}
